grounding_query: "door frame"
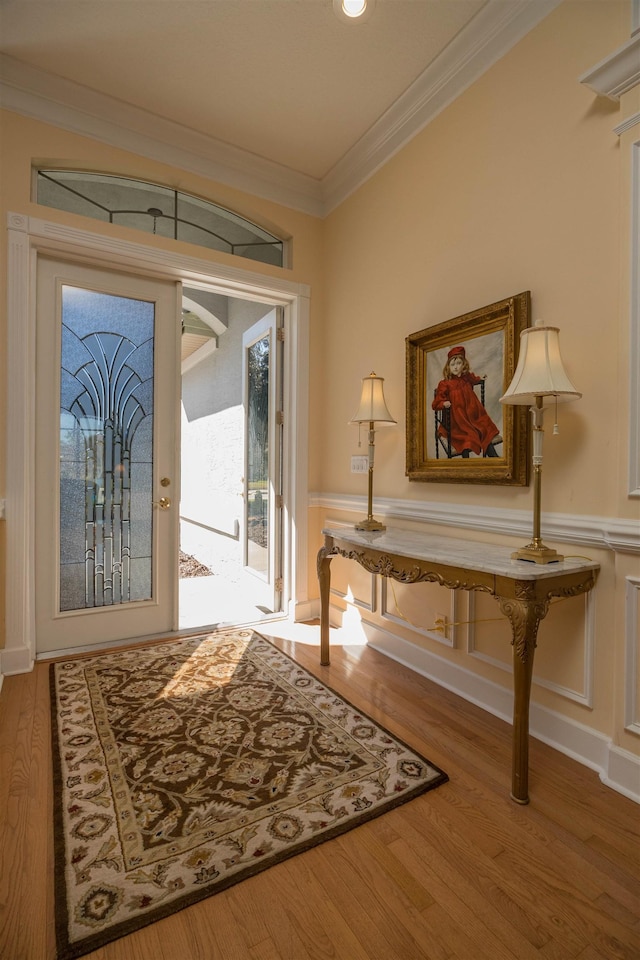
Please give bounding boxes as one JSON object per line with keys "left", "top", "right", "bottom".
{"left": 3, "top": 211, "right": 311, "bottom": 672}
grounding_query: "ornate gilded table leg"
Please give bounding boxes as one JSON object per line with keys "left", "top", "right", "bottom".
{"left": 317, "top": 544, "right": 334, "bottom": 666}
{"left": 497, "top": 594, "right": 550, "bottom": 804}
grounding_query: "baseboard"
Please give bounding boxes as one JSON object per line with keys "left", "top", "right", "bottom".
{"left": 361, "top": 621, "right": 640, "bottom": 804}
{"left": 293, "top": 599, "right": 317, "bottom": 622}
{"left": 602, "top": 744, "right": 640, "bottom": 803}
{"left": 0, "top": 644, "right": 34, "bottom": 677}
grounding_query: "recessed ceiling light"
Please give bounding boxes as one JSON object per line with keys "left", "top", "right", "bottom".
{"left": 343, "top": 0, "right": 366, "bottom": 16}
{"left": 332, "top": 0, "right": 375, "bottom": 24}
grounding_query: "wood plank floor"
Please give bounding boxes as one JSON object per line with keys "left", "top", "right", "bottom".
{"left": 1, "top": 627, "right": 639, "bottom": 960}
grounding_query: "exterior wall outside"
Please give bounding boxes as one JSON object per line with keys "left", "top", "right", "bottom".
{"left": 180, "top": 298, "right": 275, "bottom": 578}
{"left": 0, "top": 0, "right": 638, "bottom": 795}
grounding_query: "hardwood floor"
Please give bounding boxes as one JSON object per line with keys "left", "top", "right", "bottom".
{"left": 1, "top": 626, "right": 639, "bottom": 960}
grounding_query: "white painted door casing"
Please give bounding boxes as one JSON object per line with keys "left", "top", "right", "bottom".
{"left": 3, "top": 212, "right": 310, "bottom": 672}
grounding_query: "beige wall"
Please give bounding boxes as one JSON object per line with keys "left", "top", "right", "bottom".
{"left": 0, "top": 0, "right": 638, "bottom": 788}
{"left": 317, "top": 0, "right": 639, "bottom": 771}
{"left": 321, "top": 0, "right": 627, "bottom": 517}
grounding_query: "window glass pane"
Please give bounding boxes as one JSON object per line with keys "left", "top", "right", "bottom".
{"left": 37, "top": 171, "right": 112, "bottom": 222}
{"left": 60, "top": 285, "right": 155, "bottom": 610}
{"left": 246, "top": 335, "right": 270, "bottom": 576}
{"left": 36, "top": 171, "right": 284, "bottom": 267}
{"left": 111, "top": 210, "right": 176, "bottom": 238}
{"left": 234, "top": 242, "right": 284, "bottom": 267}
{"left": 175, "top": 193, "right": 233, "bottom": 254}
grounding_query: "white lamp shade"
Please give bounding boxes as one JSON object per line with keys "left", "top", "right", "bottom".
{"left": 500, "top": 320, "right": 581, "bottom": 406}
{"left": 350, "top": 372, "right": 396, "bottom": 424}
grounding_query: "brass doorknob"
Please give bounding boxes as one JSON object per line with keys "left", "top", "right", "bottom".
{"left": 153, "top": 497, "right": 171, "bottom": 509}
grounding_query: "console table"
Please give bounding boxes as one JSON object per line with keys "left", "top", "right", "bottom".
{"left": 317, "top": 526, "right": 599, "bottom": 804}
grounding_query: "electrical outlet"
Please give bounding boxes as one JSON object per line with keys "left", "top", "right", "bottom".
{"left": 351, "top": 456, "right": 369, "bottom": 474}
{"left": 433, "top": 613, "right": 448, "bottom": 639}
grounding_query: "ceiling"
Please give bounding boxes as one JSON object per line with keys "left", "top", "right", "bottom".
{"left": 0, "top": 0, "right": 560, "bottom": 215}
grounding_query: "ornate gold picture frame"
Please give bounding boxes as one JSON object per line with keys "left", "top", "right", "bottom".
{"left": 406, "top": 292, "right": 530, "bottom": 485}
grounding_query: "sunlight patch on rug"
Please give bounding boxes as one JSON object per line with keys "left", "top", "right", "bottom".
{"left": 51, "top": 628, "right": 447, "bottom": 959}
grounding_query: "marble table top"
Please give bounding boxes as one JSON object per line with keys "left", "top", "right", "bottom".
{"left": 322, "top": 525, "right": 600, "bottom": 583}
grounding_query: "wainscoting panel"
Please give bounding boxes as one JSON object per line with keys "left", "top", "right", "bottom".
{"left": 380, "top": 579, "right": 456, "bottom": 648}
{"left": 625, "top": 576, "right": 640, "bottom": 736}
{"left": 362, "top": 620, "right": 640, "bottom": 803}
{"left": 328, "top": 554, "right": 376, "bottom": 615}
{"left": 466, "top": 590, "right": 595, "bottom": 707}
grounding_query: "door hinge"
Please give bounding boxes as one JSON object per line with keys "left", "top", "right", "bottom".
{"left": 275, "top": 577, "right": 284, "bottom": 592}
{"left": 275, "top": 494, "right": 284, "bottom": 509}
{"left": 277, "top": 328, "right": 285, "bottom": 342}
{"left": 276, "top": 410, "right": 284, "bottom": 426}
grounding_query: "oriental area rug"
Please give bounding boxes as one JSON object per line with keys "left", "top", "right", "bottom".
{"left": 50, "top": 628, "right": 448, "bottom": 959}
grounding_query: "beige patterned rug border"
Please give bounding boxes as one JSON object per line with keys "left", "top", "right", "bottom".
{"left": 51, "top": 629, "right": 448, "bottom": 959}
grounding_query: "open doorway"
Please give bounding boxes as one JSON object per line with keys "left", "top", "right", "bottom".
{"left": 178, "top": 287, "right": 283, "bottom": 631}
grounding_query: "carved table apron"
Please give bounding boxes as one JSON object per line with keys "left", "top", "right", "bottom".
{"left": 317, "top": 526, "right": 599, "bottom": 804}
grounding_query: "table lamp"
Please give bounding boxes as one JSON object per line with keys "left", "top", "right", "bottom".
{"left": 350, "top": 372, "right": 396, "bottom": 531}
{"left": 500, "top": 320, "right": 581, "bottom": 563}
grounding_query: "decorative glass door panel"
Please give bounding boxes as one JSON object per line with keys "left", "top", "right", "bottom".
{"left": 36, "top": 259, "right": 179, "bottom": 654}
{"left": 60, "top": 286, "right": 155, "bottom": 610}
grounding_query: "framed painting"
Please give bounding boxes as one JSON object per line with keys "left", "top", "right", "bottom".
{"left": 406, "top": 291, "right": 530, "bottom": 485}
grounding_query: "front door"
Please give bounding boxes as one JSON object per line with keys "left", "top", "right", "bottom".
{"left": 35, "top": 258, "right": 180, "bottom": 654}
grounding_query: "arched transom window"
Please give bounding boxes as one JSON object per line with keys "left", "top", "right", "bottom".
{"left": 35, "top": 170, "right": 285, "bottom": 268}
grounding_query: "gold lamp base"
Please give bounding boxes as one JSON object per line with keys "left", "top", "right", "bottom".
{"left": 512, "top": 542, "right": 563, "bottom": 564}
{"left": 355, "top": 517, "right": 386, "bottom": 532}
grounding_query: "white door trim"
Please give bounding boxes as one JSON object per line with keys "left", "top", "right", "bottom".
{"left": 3, "top": 211, "right": 310, "bottom": 673}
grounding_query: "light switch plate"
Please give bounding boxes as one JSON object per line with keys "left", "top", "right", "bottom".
{"left": 351, "top": 456, "right": 369, "bottom": 474}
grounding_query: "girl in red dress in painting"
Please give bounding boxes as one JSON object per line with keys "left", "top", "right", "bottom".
{"left": 432, "top": 345, "right": 502, "bottom": 458}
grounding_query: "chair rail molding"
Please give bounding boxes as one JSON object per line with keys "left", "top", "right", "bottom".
{"left": 311, "top": 492, "right": 640, "bottom": 555}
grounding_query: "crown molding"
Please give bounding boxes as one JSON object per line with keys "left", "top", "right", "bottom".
{"left": 322, "top": 0, "right": 562, "bottom": 212}
{"left": 0, "top": 54, "right": 325, "bottom": 217}
{"left": 0, "top": 0, "right": 561, "bottom": 218}
{"left": 614, "top": 111, "right": 640, "bottom": 137}
{"left": 579, "top": 32, "right": 640, "bottom": 100}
